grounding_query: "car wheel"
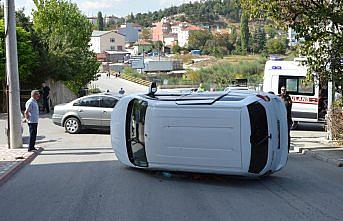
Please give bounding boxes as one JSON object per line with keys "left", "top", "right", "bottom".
{"left": 64, "top": 117, "right": 81, "bottom": 134}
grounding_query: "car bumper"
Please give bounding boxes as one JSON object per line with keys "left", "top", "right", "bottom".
{"left": 52, "top": 114, "right": 63, "bottom": 126}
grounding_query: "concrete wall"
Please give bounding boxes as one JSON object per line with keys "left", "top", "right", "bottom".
{"left": 46, "top": 80, "right": 77, "bottom": 106}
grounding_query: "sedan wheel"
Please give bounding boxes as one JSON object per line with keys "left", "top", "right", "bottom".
{"left": 65, "top": 117, "right": 81, "bottom": 134}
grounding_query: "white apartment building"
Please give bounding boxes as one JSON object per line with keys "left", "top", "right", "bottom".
{"left": 171, "top": 22, "right": 203, "bottom": 47}
{"left": 90, "top": 31, "right": 126, "bottom": 54}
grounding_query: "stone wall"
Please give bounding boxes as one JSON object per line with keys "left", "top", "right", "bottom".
{"left": 46, "top": 79, "right": 77, "bottom": 106}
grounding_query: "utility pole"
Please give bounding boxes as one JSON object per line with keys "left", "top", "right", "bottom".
{"left": 4, "top": 0, "right": 23, "bottom": 149}
{"left": 326, "top": 0, "right": 334, "bottom": 141}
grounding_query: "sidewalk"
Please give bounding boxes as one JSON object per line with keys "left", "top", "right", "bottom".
{"left": 0, "top": 146, "right": 43, "bottom": 186}
{"left": 291, "top": 129, "right": 343, "bottom": 167}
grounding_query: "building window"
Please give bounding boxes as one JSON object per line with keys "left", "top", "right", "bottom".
{"left": 117, "top": 46, "right": 123, "bottom": 51}
{"left": 110, "top": 38, "right": 115, "bottom": 43}
{"left": 110, "top": 46, "right": 116, "bottom": 50}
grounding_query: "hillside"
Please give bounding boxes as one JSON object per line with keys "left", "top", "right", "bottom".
{"left": 126, "top": 0, "right": 241, "bottom": 27}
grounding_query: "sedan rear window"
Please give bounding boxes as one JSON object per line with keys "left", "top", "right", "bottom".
{"left": 101, "top": 97, "right": 118, "bottom": 108}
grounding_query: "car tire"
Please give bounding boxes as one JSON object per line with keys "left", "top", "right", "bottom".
{"left": 64, "top": 117, "right": 81, "bottom": 134}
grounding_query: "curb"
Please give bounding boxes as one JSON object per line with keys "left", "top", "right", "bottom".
{"left": 301, "top": 149, "right": 343, "bottom": 167}
{"left": 0, "top": 147, "right": 44, "bottom": 186}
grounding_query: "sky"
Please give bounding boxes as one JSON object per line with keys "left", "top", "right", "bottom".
{"left": 16, "top": 0, "right": 197, "bottom": 17}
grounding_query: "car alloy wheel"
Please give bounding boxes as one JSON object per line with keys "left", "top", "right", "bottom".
{"left": 65, "top": 117, "right": 81, "bottom": 134}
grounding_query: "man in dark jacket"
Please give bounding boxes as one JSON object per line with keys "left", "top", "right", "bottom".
{"left": 280, "top": 86, "right": 293, "bottom": 150}
{"left": 41, "top": 83, "right": 50, "bottom": 113}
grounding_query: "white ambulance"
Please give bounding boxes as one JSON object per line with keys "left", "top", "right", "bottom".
{"left": 263, "top": 59, "right": 327, "bottom": 125}
{"left": 111, "top": 89, "right": 289, "bottom": 177}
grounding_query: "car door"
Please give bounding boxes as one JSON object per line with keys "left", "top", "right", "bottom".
{"left": 100, "top": 96, "right": 118, "bottom": 127}
{"left": 74, "top": 96, "right": 102, "bottom": 126}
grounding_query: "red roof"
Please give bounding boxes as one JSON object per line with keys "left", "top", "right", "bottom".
{"left": 185, "top": 26, "right": 203, "bottom": 31}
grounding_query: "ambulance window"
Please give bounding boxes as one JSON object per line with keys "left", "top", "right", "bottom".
{"left": 298, "top": 79, "right": 314, "bottom": 94}
{"left": 279, "top": 76, "right": 315, "bottom": 96}
{"left": 125, "top": 99, "right": 148, "bottom": 167}
{"left": 286, "top": 79, "right": 298, "bottom": 92}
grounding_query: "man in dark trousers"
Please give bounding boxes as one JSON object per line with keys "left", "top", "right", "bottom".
{"left": 280, "top": 86, "right": 293, "bottom": 150}
{"left": 24, "top": 90, "right": 40, "bottom": 152}
{"left": 41, "top": 82, "right": 50, "bottom": 113}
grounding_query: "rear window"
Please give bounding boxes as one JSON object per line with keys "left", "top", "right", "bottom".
{"left": 247, "top": 102, "right": 269, "bottom": 174}
{"left": 101, "top": 96, "right": 118, "bottom": 108}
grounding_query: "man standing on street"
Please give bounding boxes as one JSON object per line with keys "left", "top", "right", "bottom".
{"left": 41, "top": 82, "right": 50, "bottom": 113}
{"left": 24, "top": 90, "right": 40, "bottom": 152}
{"left": 280, "top": 86, "right": 293, "bottom": 150}
{"left": 119, "top": 87, "right": 125, "bottom": 95}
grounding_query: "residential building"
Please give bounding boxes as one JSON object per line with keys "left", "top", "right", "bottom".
{"left": 171, "top": 22, "right": 203, "bottom": 47}
{"left": 133, "top": 40, "right": 153, "bottom": 55}
{"left": 152, "top": 18, "right": 171, "bottom": 42}
{"left": 104, "top": 15, "right": 120, "bottom": 26}
{"left": 90, "top": 31, "right": 125, "bottom": 54}
{"left": 178, "top": 25, "right": 203, "bottom": 47}
{"left": 118, "top": 23, "right": 140, "bottom": 43}
{"left": 132, "top": 24, "right": 142, "bottom": 32}
{"left": 87, "top": 17, "right": 97, "bottom": 25}
{"left": 164, "top": 33, "right": 178, "bottom": 47}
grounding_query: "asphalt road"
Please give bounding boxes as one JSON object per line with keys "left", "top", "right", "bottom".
{"left": 91, "top": 73, "right": 148, "bottom": 95}
{"left": 0, "top": 117, "right": 342, "bottom": 221}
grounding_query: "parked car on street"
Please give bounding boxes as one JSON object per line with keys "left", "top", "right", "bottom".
{"left": 111, "top": 89, "right": 289, "bottom": 177}
{"left": 52, "top": 93, "right": 120, "bottom": 134}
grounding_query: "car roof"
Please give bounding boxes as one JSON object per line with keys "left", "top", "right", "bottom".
{"left": 82, "top": 93, "right": 122, "bottom": 99}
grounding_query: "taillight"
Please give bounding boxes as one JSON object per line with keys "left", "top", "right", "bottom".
{"left": 256, "top": 94, "right": 271, "bottom": 102}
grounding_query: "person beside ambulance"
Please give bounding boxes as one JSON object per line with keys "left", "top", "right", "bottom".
{"left": 280, "top": 86, "right": 292, "bottom": 150}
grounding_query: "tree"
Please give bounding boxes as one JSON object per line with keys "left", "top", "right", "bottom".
{"left": 140, "top": 28, "right": 151, "bottom": 41}
{"left": 241, "top": 0, "right": 343, "bottom": 84}
{"left": 97, "top": 11, "right": 104, "bottom": 31}
{"left": 266, "top": 37, "right": 287, "bottom": 55}
{"left": 240, "top": 10, "right": 250, "bottom": 55}
{"left": 33, "top": 0, "right": 99, "bottom": 93}
{"left": 172, "top": 45, "right": 182, "bottom": 54}
{"left": 188, "top": 30, "right": 212, "bottom": 50}
{"left": 252, "top": 26, "right": 266, "bottom": 54}
{"left": 152, "top": 41, "right": 163, "bottom": 52}
{"left": 0, "top": 20, "right": 39, "bottom": 85}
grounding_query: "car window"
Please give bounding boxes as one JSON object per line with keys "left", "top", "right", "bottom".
{"left": 74, "top": 97, "right": 100, "bottom": 107}
{"left": 101, "top": 97, "right": 118, "bottom": 108}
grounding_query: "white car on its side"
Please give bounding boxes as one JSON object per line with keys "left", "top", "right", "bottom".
{"left": 111, "top": 90, "right": 289, "bottom": 177}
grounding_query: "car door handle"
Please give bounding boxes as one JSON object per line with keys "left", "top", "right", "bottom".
{"left": 103, "top": 110, "right": 107, "bottom": 113}
{"left": 79, "top": 109, "right": 84, "bottom": 112}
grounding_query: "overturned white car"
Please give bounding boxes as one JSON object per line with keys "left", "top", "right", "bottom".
{"left": 111, "top": 89, "right": 289, "bottom": 177}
